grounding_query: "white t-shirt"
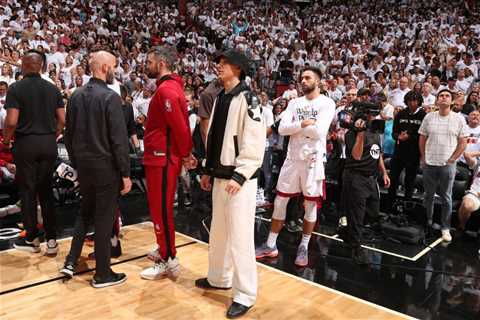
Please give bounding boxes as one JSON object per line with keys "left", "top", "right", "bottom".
{"left": 282, "top": 89, "right": 298, "bottom": 100}
{"left": 279, "top": 94, "right": 336, "bottom": 163}
{"left": 468, "top": 158, "right": 480, "bottom": 194}
{"left": 389, "top": 88, "right": 410, "bottom": 108}
{"left": 262, "top": 106, "right": 274, "bottom": 148}
{"left": 459, "top": 126, "right": 480, "bottom": 164}
{"left": 422, "top": 94, "right": 436, "bottom": 107}
{"left": 418, "top": 111, "right": 468, "bottom": 166}
{"left": 132, "top": 96, "right": 151, "bottom": 118}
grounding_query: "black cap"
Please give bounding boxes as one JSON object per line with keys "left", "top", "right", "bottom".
{"left": 214, "top": 49, "right": 251, "bottom": 77}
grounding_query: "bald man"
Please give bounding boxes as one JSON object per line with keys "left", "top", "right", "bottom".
{"left": 62, "top": 51, "right": 132, "bottom": 288}
{"left": 4, "top": 50, "right": 65, "bottom": 254}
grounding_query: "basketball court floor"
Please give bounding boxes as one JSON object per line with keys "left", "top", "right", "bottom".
{"left": 1, "top": 191, "right": 479, "bottom": 319}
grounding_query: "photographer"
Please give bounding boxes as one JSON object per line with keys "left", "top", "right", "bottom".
{"left": 387, "top": 91, "right": 426, "bottom": 212}
{"left": 341, "top": 103, "right": 390, "bottom": 264}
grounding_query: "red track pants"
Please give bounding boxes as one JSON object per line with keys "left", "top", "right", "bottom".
{"left": 145, "top": 163, "right": 181, "bottom": 260}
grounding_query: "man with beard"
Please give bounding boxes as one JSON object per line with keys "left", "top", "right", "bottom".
{"left": 61, "top": 51, "right": 132, "bottom": 288}
{"left": 256, "top": 67, "right": 335, "bottom": 267}
{"left": 139, "top": 45, "right": 194, "bottom": 280}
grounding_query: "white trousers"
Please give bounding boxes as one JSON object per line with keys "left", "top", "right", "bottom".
{"left": 207, "top": 178, "right": 258, "bottom": 307}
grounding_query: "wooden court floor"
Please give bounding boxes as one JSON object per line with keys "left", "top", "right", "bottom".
{"left": 0, "top": 222, "right": 412, "bottom": 319}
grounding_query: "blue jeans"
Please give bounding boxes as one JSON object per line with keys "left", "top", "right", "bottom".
{"left": 422, "top": 164, "right": 456, "bottom": 230}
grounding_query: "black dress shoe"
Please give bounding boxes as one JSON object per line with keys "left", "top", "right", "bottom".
{"left": 227, "top": 302, "right": 252, "bottom": 319}
{"left": 195, "top": 278, "right": 231, "bottom": 290}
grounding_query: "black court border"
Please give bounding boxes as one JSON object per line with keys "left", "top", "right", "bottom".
{"left": 0, "top": 241, "right": 197, "bottom": 296}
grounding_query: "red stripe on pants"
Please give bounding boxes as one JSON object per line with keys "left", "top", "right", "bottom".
{"left": 145, "top": 164, "right": 180, "bottom": 260}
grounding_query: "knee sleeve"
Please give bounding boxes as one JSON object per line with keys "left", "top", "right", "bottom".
{"left": 272, "top": 196, "right": 289, "bottom": 221}
{"left": 303, "top": 200, "right": 317, "bottom": 223}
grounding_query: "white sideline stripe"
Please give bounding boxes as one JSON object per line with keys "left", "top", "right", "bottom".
{"left": 412, "top": 237, "right": 443, "bottom": 261}
{"left": 0, "top": 221, "right": 152, "bottom": 254}
{"left": 175, "top": 231, "right": 415, "bottom": 320}
{"left": 255, "top": 215, "right": 440, "bottom": 262}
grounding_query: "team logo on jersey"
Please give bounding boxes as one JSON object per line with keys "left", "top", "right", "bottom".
{"left": 370, "top": 144, "right": 380, "bottom": 159}
{"left": 165, "top": 100, "right": 172, "bottom": 112}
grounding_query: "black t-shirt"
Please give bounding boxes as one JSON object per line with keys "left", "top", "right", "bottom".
{"left": 344, "top": 130, "right": 382, "bottom": 176}
{"left": 205, "top": 81, "right": 248, "bottom": 171}
{"left": 122, "top": 102, "right": 136, "bottom": 137}
{"left": 5, "top": 73, "right": 64, "bottom": 136}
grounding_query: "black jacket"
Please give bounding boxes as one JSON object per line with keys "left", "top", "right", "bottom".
{"left": 65, "top": 78, "right": 130, "bottom": 177}
{"left": 392, "top": 107, "right": 426, "bottom": 162}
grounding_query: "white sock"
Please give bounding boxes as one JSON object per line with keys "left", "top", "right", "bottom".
{"left": 300, "top": 234, "right": 311, "bottom": 248}
{"left": 266, "top": 232, "right": 279, "bottom": 248}
{"left": 111, "top": 236, "right": 118, "bottom": 247}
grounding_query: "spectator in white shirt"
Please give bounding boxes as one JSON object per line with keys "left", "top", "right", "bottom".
{"left": 419, "top": 89, "right": 468, "bottom": 242}
{"left": 389, "top": 76, "right": 410, "bottom": 108}
{"left": 282, "top": 82, "right": 298, "bottom": 100}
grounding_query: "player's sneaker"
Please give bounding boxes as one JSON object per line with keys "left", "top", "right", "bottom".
{"left": 255, "top": 243, "right": 278, "bottom": 259}
{"left": 60, "top": 262, "right": 75, "bottom": 278}
{"left": 140, "top": 257, "right": 180, "bottom": 280}
{"left": 91, "top": 272, "right": 127, "bottom": 288}
{"left": 441, "top": 229, "right": 452, "bottom": 242}
{"left": 14, "top": 237, "right": 40, "bottom": 253}
{"left": 45, "top": 239, "right": 59, "bottom": 255}
{"left": 294, "top": 245, "right": 308, "bottom": 267}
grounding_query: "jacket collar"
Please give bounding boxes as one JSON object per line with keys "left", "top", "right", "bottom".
{"left": 24, "top": 72, "right": 41, "bottom": 78}
{"left": 88, "top": 77, "right": 108, "bottom": 87}
{"left": 222, "top": 81, "right": 249, "bottom": 97}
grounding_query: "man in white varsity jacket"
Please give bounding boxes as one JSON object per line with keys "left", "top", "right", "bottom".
{"left": 256, "top": 67, "right": 336, "bottom": 267}
{"left": 195, "top": 49, "right": 265, "bottom": 319}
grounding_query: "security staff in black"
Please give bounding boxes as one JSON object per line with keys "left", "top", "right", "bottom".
{"left": 387, "top": 91, "right": 426, "bottom": 211}
{"left": 3, "top": 51, "right": 65, "bottom": 254}
{"left": 62, "top": 51, "right": 132, "bottom": 288}
{"left": 341, "top": 115, "right": 390, "bottom": 264}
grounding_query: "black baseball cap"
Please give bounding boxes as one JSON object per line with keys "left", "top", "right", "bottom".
{"left": 214, "top": 49, "right": 251, "bottom": 77}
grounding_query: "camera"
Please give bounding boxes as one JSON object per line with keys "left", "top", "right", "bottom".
{"left": 338, "top": 101, "right": 385, "bottom": 133}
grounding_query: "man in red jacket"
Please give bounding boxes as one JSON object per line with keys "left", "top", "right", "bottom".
{"left": 140, "top": 45, "right": 195, "bottom": 280}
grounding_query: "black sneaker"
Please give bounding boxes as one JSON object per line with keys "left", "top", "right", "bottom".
{"left": 14, "top": 237, "right": 41, "bottom": 253}
{"left": 60, "top": 262, "right": 76, "bottom": 278}
{"left": 91, "top": 272, "right": 127, "bottom": 288}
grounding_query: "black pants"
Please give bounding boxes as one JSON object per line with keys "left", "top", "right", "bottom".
{"left": 14, "top": 135, "right": 57, "bottom": 241}
{"left": 387, "top": 156, "right": 419, "bottom": 209}
{"left": 342, "top": 170, "right": 380, "bottom": 247}
{"left": 66, "top": 166, "right": 120, "bottom": 278}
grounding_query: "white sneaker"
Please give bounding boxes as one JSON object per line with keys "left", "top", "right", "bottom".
{"left": 141, "top": 261, "right": 168, "bottom": 280}
{"left": 166, "top": 257, "right": 180, "bottom": 278}
{"left": 441, "top": 229, "right": 452, "bottom": 242}
{"left": 140, "top": 257, "right": 180, "bottom": 280}
{"left": 46, "top": 239, "right": 59, "bottom": 255}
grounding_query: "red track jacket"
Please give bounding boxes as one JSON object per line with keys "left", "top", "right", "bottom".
{"left": 143, "top": 74, "right": 192, "bottom": 166}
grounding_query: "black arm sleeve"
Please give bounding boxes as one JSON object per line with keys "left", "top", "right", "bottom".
{"left": 106, "top": 93, "right": 131, "bottom": 177}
